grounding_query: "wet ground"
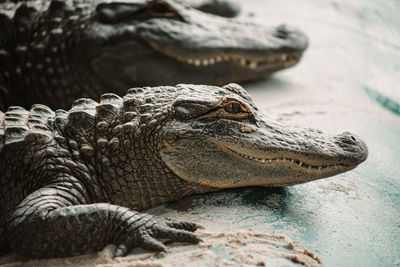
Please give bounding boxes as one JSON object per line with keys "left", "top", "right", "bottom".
{"left": 152, "top": 0, "right": 400, "bottom": 266}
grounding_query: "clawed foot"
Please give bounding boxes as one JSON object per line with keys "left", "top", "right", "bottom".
{"left": 114, "top": 216, "right": 203, "bottom": 257}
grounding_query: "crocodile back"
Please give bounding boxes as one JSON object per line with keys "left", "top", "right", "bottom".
{"left": 0, "top": 105, "right": 55, "bottom": 153}
{"left": 0, "top": 0, "right": 102, "bottom": 109}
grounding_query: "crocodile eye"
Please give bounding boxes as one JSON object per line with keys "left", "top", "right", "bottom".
{"left": 148, "top": 1, "right": 177, "bottom": 17}
{"left": 224, "top": 102, "right": 242, "bottom": 114}
{"left": 151, "top": 3, "right": 169, "bottom": 13}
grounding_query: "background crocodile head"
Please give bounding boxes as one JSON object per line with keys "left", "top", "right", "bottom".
{"left": 159, "top": 84, "right": 368, "bottom": 188}
{"left": 83, "top": 0, "right": 308, "bottom": 89}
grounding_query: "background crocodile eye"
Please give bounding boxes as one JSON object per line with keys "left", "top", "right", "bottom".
{"left": 151, "top": 3, "right": 169, "bottom": 14}
{"left": 224, "top": 102, "right": 241, "bottom": 114}
{"left": 148, "top": 1, "right": 178, "bottom": 17}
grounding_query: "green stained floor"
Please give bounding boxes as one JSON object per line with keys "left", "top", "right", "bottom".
{"left": 153, "top": 0, "right": 400, "bottom": 266}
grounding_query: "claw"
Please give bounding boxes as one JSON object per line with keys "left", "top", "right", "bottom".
{"left": 153, "top": 225, "right": 202, "bottom": 244}
{"left": 166, "top": 219, "right": 204, "bottom": 232}
{"left": 140, "top": 232, "right": 167, "bottom": 252}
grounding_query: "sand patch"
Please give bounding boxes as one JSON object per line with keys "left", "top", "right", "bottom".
{"left": 0, "top": 229, "right": 321, "bottom": 267}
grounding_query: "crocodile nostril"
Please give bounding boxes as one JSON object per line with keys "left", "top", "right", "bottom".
{"left": 274, "top": 25, "right": 289, "bottom": 39}
{"left": 275, "top": 30, "right": 288, "bottom": 39}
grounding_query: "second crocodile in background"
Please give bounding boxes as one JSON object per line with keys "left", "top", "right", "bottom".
{"left": 0, "top": 0, "right": 308, "bottom": 109}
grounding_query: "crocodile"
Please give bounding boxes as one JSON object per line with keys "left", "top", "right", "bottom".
{"left": 0, "top": 83, "right": 368, "bottom": 259}
{"left": 0, "top": 0, "right": 308, "bottom": 110}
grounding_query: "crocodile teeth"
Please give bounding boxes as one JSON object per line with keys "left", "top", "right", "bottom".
{"left": 234, "top": 153, "right": 342, "bottom": 171}
{"left": 175, "top": 51, "right": 300, "bottom": 68}
{"left": 249, "top": 61, "right": 258, "bottom": 69}
{"left": 181, "top": 55, "right": 286, "bottom": 68}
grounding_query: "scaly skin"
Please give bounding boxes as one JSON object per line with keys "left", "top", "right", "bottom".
{"left": 0, "top": 0, "right": 307, "bottom": 110}
{"left": 0, "top": 83, "right": 367, "bottom": 259}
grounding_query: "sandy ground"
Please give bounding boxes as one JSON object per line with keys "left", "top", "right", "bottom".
{"left": 1, "top": 0, "right": 400, "bottom": 266}
{"left": 0, "top": 229, "right": 322, "bottom": 267}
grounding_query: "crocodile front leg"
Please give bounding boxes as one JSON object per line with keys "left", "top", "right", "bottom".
{"left": 7, "top": 180, "right": 201, "bottom": 258}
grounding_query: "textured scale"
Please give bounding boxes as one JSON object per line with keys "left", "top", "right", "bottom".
{"left": 0, "top": 104, "right": 55, "bottom": 148}
{"left": 0, "top": 85, "right": 212, "bottom": 258}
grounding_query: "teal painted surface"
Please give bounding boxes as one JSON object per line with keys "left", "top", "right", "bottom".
{"left": 157, "top": 0, "right": 400, "bottom": 266}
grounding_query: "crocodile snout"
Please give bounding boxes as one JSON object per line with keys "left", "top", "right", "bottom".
{"left": 334, "top": 132, "right": 368, "bottom": 164}
{"left": 273, "top": 24, "right": 309, "bottom": 52}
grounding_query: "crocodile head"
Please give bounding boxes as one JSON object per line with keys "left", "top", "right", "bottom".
{"left": 159, "top": 84, "right": 368, "bottom": 188}
{"left": 82, "top": 0, "right": 308, "bottom": 89}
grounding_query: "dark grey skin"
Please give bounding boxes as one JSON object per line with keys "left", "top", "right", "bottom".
{"left": 0, "top": 0, "right": 308, "bottom": 110}
{"left": 0, "top": 83, "right": 367, "bottom": 259}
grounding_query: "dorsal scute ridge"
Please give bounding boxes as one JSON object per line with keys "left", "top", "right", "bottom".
{"left": 68, "top": 98, "right": 99, "bottom": 116}
{"left": 95, "top": 93, "right": 123, "bottom": 121}
{"left": 99, "top": 93, "right": 122, "bottom": 105}
{"left": 31, "top": 104, "right": 55, "bottom": 116}
{"left": 28, "top": 104, "right": 55, "bottom": 131}
{"left": 4, "top": 106, "right": 29, "bottom": 128}
{"left": 0, "top": 104, "right": 56, "bottom": 150}
{"left": 67, "top": 98, "right": 98, "bottom": 133}
{"left": 4, "top": 125, "right": 28, "bottom": 145}
{"left": 71, "top": 98, "right": 98, "bottom": 112}
{"left": 3, "top": 106, "right": 28, "bottom": 146}
{"left": 122, "top": 93, "right": 145, "bottom": 112}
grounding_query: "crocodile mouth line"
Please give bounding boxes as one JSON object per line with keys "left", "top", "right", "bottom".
{"left": 146, "top": 40, "right": 300, "bottom": 69}
{"left": 220, "top": 142, "right": 350, "bottom": 171}
{"left": 174, "top": 52, "right": 301, "bottom": 68}
{"left": 236, "top": 152, "right": 348, "bottom": 172}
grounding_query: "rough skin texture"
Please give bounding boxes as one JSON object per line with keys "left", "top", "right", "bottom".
{"left": 0, "top": 0, "right": 308, "bottom": 110}
{"left": 0, "top": 83, "right": 367, "bottom": 259}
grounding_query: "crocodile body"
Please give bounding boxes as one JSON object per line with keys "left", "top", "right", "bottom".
{"left": 0, "top": 0, "right": 308, "bottom": 110}
{"left": 0, "top": 83, "right": 367, "bottom": 258}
